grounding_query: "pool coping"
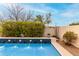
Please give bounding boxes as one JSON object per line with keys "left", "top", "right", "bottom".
{"left": 51, "top": 37, "right": 73, "bottom": 56}
{"left": 0, "top": 37, "right": 50, "bottom": 39}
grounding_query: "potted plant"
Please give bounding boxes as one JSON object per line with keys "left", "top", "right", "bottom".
{"left": 47, "top": 33, "right": 50, "bottom": 37}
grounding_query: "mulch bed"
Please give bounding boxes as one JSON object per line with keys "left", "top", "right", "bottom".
{"left": 57, "top": 40, "right": 79, "bottom": 56}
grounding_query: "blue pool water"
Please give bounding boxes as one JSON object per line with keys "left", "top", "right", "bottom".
{"left": 0, "top": 43, "right": 60, "bottom": 56}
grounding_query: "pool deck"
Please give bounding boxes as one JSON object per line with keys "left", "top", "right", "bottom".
{"left": 51, "top": 37, "right": 73, "bottom": 56}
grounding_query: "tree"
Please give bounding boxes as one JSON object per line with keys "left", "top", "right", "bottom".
{"left": 34, "top": 12, "right": 52, "bottom": 24}
{"left": 0, "top": 15, "right": 3, "bottom": 22}
{"left": 0, "top": 13, "right": 5, "bottom": 23}
{"left": 26, "top": 10, "right": 33, "bottom": 21}
{"left": 34, "top": 15, "right": 43, "bottom": 23}
{"left": 6, "top": 4, "right": 52, "bottom": 24}
{"left": 7, "top": 4, "right": 27, "bottom": 21}
{"left": 45, "top": 12, "right": 52, "bottom": 24}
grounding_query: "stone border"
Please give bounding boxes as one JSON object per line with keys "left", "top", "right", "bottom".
{"left": 51, "top": 37, "right": 73, "bottom": 56}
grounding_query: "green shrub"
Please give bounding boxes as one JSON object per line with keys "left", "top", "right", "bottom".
{"left": 63, "top": 31, "right": 77, "bottom": 45}
{"left": 2, "top": 21, "right": 45, "bottom": 37}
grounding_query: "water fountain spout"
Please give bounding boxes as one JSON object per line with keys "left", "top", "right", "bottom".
{"left": 40, "top": 40, "right": 42, "bottom": 43}
{"left": 19, "top": 40, "right": 22, "bottom": 42}
{"left": 30, "top": 40, "right": 32, "bottom": 43}
{"left": 8, "top": 40, "right": 11, "bottom": 42}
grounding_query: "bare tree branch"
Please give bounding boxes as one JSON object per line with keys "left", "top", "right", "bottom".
{"left": 26, "top": 10, "right": 33, "bottom": 21}
{"left": 7, "top": 4, "right": 27, "bottom": 21}
{"left": 45, "top": 12, "right": 52, "bottom": 24}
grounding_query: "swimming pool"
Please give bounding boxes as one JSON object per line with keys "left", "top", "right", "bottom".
{"left": 0, "top": 43, "right": 60, "bottom": 56}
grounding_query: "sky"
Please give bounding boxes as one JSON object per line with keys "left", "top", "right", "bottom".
{"left": 0, "top": 3, "right": 79, "bottom": 26}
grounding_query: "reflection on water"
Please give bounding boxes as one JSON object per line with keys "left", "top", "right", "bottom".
{"left": 24, "top": 44, "right": 31, "bottom": 49}
{"left": 39, "top": 46, "right": 44, "bottom": 49}
{"left": 0, "top": 46, "right": 4, "bottom": 49}
{"left": 27, "top": 46, "right": 30, "bottom": 49}
{"left": 11, "top": 46, "right": 18, "bottom": 48}
{"left": 40, "top": 46, "right": 43, "bottom": 49}
{"left": 0, "top": 46, "right": 5, "bottom": 51}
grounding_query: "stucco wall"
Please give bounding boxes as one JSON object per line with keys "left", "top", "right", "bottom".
{"left": 43, "top": 26, "right": 56, "bottom": 37}
{"left": 58, "top": 25, "right": 79, "bottom": 48}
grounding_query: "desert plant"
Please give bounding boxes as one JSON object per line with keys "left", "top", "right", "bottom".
{"left": 63, "top": 31, "right": 77, "bottom": 45}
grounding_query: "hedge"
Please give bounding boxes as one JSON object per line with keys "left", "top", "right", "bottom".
{"left": 2, "top": 21, "right": 45, "bottom": 37}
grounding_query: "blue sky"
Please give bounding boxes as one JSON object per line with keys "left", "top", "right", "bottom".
{"left": 0, "top": 3, "right": 79, "bottom": 26}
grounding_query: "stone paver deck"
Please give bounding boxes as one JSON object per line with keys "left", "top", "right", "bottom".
{"left": 57, "top": 40, "right": 79, "bottom": 56}
{"left": 51, "top": 38, "right": 72, "bottom": 56}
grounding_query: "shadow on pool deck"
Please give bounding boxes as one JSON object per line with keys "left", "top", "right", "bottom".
{"left": 57, "top": 40, "right": 79, "bottom": 56}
